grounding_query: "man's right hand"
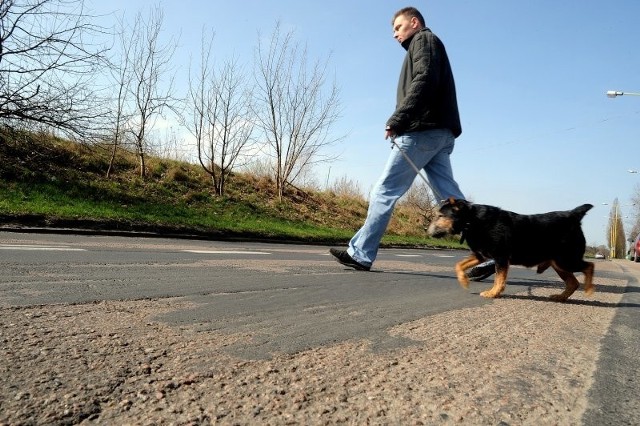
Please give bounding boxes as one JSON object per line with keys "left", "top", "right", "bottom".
{"left": 384, "top": 128, "right": 395, "bottom": 140}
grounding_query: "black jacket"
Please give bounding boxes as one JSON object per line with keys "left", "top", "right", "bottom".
{"left": 386, "top": 28, "right": 462, "bottom": 138}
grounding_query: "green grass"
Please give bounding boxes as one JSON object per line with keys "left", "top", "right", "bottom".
{"left": 0, "top": 129, "right": 459, "bottom": 248}
{"left": 0, "top": 179, "right": 453, "bottom": 246}
{"left": 0, "top": 179, "right": 363, "bottom": 243}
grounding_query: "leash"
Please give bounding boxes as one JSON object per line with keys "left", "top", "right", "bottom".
{"left": 390, "top": 138, "right": 438, "bottom": 197}
{"left": 391, "top": 138, "right": 469, "bottom": 243}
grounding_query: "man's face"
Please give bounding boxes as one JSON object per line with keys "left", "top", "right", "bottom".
{"left": 392, "top": 14, "right": 420, "bottom": 44}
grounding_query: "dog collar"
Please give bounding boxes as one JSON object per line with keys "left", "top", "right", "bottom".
{"left": 459, "top": 222, "right": 471, "bottom": 244}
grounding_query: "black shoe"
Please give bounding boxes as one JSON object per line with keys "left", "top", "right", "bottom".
{"left": 329, "top": 248, "right": 370, "bottom": 271}
{"left": 467, "top": 260, "right": 495, "bottom": 281}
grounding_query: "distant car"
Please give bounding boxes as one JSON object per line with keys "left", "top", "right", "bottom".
{"left": 633, "top": 234, "right": 640, "bottom": 262}
{"left": 595, "top": 253, "right": 605, "bottom": 259}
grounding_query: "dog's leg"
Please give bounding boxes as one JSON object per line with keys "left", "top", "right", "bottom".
{"left": 582, "top": 261, "right": 595, "bottom": 296}
{"left": 536, "top": 261, "right": 552, "bottom": 274}
{"left": 480, "top": 264, "right": 508, "bottom": 298}
{"left": 550, "top": 261, "right": 595, "bottom": 301}
{"left": 549, "top": 263, "right": 579, "bottom": 302}
{"left": 455, "top": 255, "right": 481, "bottom": 289}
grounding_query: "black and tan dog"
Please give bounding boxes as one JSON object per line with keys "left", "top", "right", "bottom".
{"left": 427, "top": 198, "right": 595, "bottom": 302}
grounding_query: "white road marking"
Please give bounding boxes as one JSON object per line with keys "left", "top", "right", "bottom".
{"left": 0, "top": 245, "right": 86, "bottom": 251}
{"left": 395, "top": 254, "right": 422, "bottom": 257}
{"left": 183, "top": 250, "right": 270, "bottom": 255}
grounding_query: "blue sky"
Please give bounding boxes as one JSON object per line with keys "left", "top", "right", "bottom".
{"left": 87, "top": 1, "right": 640, "bottom": 247}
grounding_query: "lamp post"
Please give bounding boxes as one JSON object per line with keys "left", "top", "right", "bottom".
{"left": 607, "top": 90, "right": 640, "bottom": 98}
{"left": 606, "top": 92, "right": 640, "bottom": 256}
{"left": 612, "top": 204, "right": 619, "bottom": 259}
{"left": 606, "top": 91, "right": 639, "bottom": 256}
{"left": 602, "top": 203, "right": 617, "bottom": 258}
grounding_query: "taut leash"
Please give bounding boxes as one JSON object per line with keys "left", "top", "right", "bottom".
{"left": 390, "top": 138, "right": 437, "bottom": 196}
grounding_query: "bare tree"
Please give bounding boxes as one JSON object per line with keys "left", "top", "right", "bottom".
{"left": 185, "top": 30, "right": 255, "bottom": 196}
{"left": 127, "top": 5, "right": 177, "bottom": 178}
{"left": 0, "top": 0, "right": 109, "bottom": 137}
{"left": 253, "top": 23, "right": 342, "bottom": 200}
{"left": 105, "top": 13, "right": 134, "bottom": 178}
{"left": 399, "top": 181, "right": 439, "bottom": 229}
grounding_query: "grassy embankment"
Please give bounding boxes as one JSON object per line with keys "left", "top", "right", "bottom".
{"left": 0, "top": 127, "right": 464, "bottom": 249}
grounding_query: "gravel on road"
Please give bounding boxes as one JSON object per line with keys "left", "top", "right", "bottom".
{"left": 0, "top": 261, "right": 629, "bottom": 425}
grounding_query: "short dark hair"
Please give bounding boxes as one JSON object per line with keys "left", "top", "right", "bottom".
{"left": 392, "top": 7, "right": 425, "bottom": 27}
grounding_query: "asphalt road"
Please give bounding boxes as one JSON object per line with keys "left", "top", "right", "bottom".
{"left": 1, "top": 230, "right": 639, "bottom": 423}
{"left": 0, "top": 231, "right": 494, "bottom": 358}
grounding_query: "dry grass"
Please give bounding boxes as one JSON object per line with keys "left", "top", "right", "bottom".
{"left": 0, "top": 127, "right": 450, "bottom": 246}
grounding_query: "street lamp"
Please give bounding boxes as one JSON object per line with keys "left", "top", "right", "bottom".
{"left": 605, "top": 92, "right": 639, "bottom": 255}
{"left": 607, "top": 90, "right": 640, "bottom": 98}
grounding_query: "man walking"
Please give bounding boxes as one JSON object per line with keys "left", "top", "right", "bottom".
{"left": 330, "top": 6, "right": 466, "bottom": 271}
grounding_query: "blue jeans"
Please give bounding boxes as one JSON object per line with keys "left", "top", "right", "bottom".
{"left": 347, "top": 128, "right": 465, "bottom": 266}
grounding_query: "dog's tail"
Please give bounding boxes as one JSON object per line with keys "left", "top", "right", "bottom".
{"left": 572, "top": 204, "right": 594, "bottom": 220}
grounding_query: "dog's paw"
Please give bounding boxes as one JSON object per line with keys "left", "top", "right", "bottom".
{"left": 479, "top": 290, "right": 498, "bottom": 298}
{"left": 584, "top": 284, "right": 595, "bottom": 296}
{"left": 549, "top": 294, "right": 569, "bottom": 302}
{"left": 457, "top": 274, "right": 469, "bottom": 289}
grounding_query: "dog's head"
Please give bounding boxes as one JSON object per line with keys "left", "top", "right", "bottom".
{"left": 427, "top": 198, "right": 473, "bottom": 238}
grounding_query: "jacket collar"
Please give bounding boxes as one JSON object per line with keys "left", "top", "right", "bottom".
{"left": 401, "top": 27, "right": 430, "bottom": 51}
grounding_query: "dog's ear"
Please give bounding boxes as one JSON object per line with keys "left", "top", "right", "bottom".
{"left": 451, "top": 198, "right": 471, "bottom": 213}
{"left": 445, "top": 197, "right": 468, "bottom": 206}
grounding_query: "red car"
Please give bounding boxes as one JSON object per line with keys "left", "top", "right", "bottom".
{"left": 633, "top": 234, "right": 640, "bottom": 262}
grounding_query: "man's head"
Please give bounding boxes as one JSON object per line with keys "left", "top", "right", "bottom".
{"left": 392, "top": 7, "right": 425, "bottom": 44}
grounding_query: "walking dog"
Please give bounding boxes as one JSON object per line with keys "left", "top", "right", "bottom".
{"left": 427, "top": 198, "right": 595, "bottom": 302}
